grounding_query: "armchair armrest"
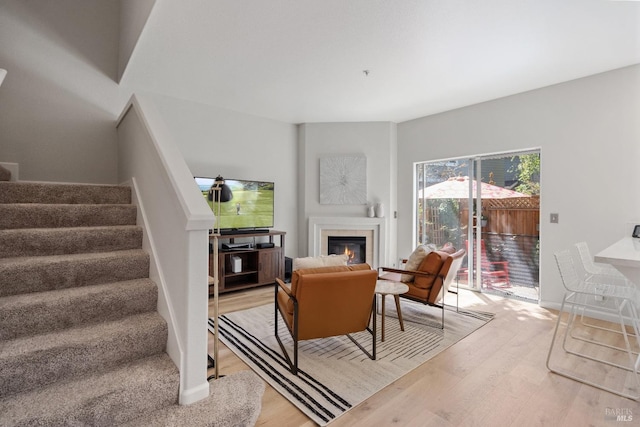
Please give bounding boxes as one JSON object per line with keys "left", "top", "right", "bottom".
{"left": 378, "top": 266, "right": 405, "bottom": 275}
{"left": 378, "top": 267, "right": 438, "bottom": 280}
{"left": 275, "top": 278, "right": 297, "bottom": 321}
{"left": 276, "top": 278, "right": 293, "bottom": 298}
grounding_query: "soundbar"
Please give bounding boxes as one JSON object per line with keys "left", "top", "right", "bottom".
{"left": 221, "top": 243, "right": 252, "bottom": 250}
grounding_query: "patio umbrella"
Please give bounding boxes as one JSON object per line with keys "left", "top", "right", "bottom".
{"left": 419, "top": 176, "right": 529, "bottom": 199}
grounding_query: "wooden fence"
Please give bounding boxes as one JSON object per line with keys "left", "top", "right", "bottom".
{"left": 460, "top": 196, "right": 540, "bottom": 236}
{"left": 421, "top": 196, "right": 540, "bottom": 286}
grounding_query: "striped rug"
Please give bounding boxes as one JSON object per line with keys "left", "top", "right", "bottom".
{"left": 209, "top": 299, "right": 493, "bottom": 426}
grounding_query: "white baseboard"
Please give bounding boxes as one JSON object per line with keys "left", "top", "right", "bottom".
{"left": 179, "top": 381, "right": 210, "bottom": 405}
{"left": 540, "top": 298, "right": 637, "bottom": 326}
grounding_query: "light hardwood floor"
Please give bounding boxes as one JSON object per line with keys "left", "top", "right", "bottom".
{"left": 208, "top": 287, "right": 640, "bottom": 427}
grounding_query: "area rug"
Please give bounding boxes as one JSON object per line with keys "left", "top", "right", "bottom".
{"left": 208, "top": 300, "right": 493, "bottom": 426}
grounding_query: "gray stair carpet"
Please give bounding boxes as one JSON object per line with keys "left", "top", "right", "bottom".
{"left": 0, "top": 181, "right": 263, "bottom": 426}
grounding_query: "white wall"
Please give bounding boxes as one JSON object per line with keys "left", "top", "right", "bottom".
{"left": 118, "top": 0, "right": 156, "bottom": 82}
{"left": 297, "top": 122, "right": 398, "bottom": 266}
{"left": 145, "top": 93, "right": 300, "bottom": 257}
{"left": 397, "top": 65, "right": 640, "bottom": 307}
{"left": 0, "top": 0, "right": 120, "bottom": 183}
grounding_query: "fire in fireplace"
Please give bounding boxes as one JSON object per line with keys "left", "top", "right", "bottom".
{"left": 327, "top": 236, "right": 366, "bottom": 264}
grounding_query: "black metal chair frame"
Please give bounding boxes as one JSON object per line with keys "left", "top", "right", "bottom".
{"left": 274, "top": 281, "right": 377, "bottom": 375}
{"left": 378, "top": 267, "right": 445, "bottom": 329}
{"left": 378, "top": 249, "right": 465, "bottom": 330}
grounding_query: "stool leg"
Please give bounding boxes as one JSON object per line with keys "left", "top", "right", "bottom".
{"left": 394, "top": 295, "right": 405, "bottom": 331}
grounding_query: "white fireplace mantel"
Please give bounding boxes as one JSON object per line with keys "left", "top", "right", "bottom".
{"left": 308, "top": 216, "right": 387, "bottom": 269}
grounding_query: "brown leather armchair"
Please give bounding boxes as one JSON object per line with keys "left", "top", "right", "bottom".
{"left": 275, "top": 263, "right": 378, "bottom": 375}
{"left": 379, "top": 249, "right": 466, "bottom": 329}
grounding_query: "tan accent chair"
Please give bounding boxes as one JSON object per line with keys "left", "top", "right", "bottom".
{"left": 275, "top": 263, "right": 378, "bottom": 375}
{"left": 379, "top": 249, "right": 466, "bottom": 328}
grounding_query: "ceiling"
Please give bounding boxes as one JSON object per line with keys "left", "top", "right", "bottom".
{"left": 121, "top": 0, "right": 640, "bottom": 124}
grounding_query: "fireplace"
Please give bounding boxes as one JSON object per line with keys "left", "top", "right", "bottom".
{"left": 308, "top": 216, "right": 387, "bottom": 269}
{"left": 328, "top": 236, "right": 366, "bottom": 264}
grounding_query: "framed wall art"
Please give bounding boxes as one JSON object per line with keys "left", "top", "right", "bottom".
{"left": 319, "top": 155, "right": 367, "bottom": 205}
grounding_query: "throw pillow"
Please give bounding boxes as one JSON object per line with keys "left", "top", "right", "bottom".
{"left": 292, "top": 254, "right": 348, "bottom": 271}
{"left": 401, "top": 244, "right": 436, "bottom": 282}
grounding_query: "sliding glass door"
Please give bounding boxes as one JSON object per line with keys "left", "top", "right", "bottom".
{"left": 415, "top": 151, "right": 540, "bottom": 300}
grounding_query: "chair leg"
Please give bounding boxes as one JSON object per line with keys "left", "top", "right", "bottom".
{"left": 456, "top": 277, "right": 459, "bottom": 312}
{"left": 546, "top": 293, "right": 570, "bottom": 371}
{"left": 274, "top": 284, "right": 300, "bottom": 375}
{"left": 446, "top": 277, "right": 460, "bottom": 312}
{"left": 572, "top": 299, "right": 639, "bottom": 356}
{"left": 394, "top": 295, "right": 405, "bottom": 332}
{"left": 274, "top": 328, "right": 298, "bottom": 374}
{"left": 348, "top": 295, "right": 377, "bottom": 360}
{"left": 547, "top": 291, "right": 640, "bottom": 400}
{"left": 561, "top": 294, "right": 640, "bottom": 372}
{"left": 274, "top": 308, "right": 299, "bottom": 375}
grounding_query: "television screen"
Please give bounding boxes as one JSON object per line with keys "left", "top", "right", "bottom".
{"left": 195, "top": 177, "right": 274, "bottom": 231}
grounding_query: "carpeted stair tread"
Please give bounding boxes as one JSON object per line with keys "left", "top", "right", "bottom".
{"left": 0, "top": 279, "right": 158, "bottom": 340}
{"left": 0, "top": 178, "right": 265, "bottom": 424}
{"left": 0, "top": 225, "right": 143, "bottom": 258}
{"left": 0, "top": 249, "right": 149, "bottom": 297}
{"left": 0, "top": 181, "right": 131, "bottom": 204}
{"left": 0, "top": 311, "right": 167, "bottom": 397}
{"left": 0, "top": 353, "right": 179, "bottom": 427}
{"left": 123, "top": 370, "right": 265, "bottom": 427}
{"left": 0, "top": 203, "right": 137, "bottom": 229}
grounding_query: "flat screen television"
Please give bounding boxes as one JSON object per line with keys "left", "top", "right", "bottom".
{"left": 195, "top": 176, "right": 274, "bottom": 232}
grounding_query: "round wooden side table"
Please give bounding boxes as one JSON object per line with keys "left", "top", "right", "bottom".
{"left": 375, "top": 279, "right": 409, "bottom": 342}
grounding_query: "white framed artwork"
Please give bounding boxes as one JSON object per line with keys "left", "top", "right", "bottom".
{"left": 319, "top": 155, "right": 367, "bottom": 204}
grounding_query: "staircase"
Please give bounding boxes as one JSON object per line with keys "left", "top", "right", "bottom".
{"left": 0, "top": 180, "right": 264, "bottom": 426}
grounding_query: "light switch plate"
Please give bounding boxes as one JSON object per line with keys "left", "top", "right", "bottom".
{"left": 550, "top": 213, "right": 559, "bottom": 224}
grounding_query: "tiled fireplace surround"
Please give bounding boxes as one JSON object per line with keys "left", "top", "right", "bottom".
{"left": 308, "top": 217, "right": 387, "bottom": 269}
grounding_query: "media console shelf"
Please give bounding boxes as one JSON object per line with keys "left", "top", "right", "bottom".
{"left": 209, "top": 230, "right": 285, "bottom": 295}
